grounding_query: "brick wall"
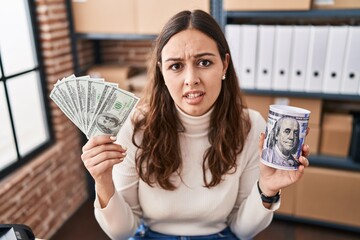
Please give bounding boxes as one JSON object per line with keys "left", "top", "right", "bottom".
{"left": 101, "top": 40, "right": 153, "bottom": 68}
{"left": 77, "top": 40, "right": 95, "bottom": 71}
{"left": 0, "top": 0, "right": 92, "bottom": 238}
{"left": 0, "top": 0, "right": 154, "bottom": 238}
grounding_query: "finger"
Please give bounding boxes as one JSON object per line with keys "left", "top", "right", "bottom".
{"left": 299, "top": 156, "right": 309, "bottom": 168}
{"left": 302, "top": 144, "right": 311, "bottom": 158}
{"left": 82, "top": 144, "right": 120, "bottom": 162}
{"left": 83, "top": 135, "right": 117, "bottom": 152}
{"left": 88, "top": 158, "right": 124, "bottom": 178}
{"left": 82, "top": 142, "right": 126, "bottom": 160}
{"left": 84, "top": 150, "right": 127, "bottom": 168}
{"left": 297, "top": 164, "right": 305, "bottom": 175}
{"left": 258, "top": 132, "right": 265, "bottom": 153}
{"left": 81, "top": 143, "right": 127, "bottom": 170}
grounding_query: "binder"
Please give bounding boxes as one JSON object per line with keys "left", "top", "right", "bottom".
{"left": 322, "top": 26, "right": 349, "bottom": 94}
{"left": 305, "top": 26, "right": 329, "bottom": 93}
{"left": 238, "top": 25, "right": 258, "bottom": 89}
{"left": 255, "top": 25, "right": 275, "bottom": 90}
{"left": 340, "top": 26, "right": 360, "bottom": 95}
{"left": 289, "top": 25, "right": 311, "bottom": 92}
{"left": 272, "top": 25, "right": 293, "bottom": 91}
{"left": 225, "top": 24, "right": 241, "bottom": 82}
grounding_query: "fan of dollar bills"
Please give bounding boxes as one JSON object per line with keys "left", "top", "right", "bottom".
{"left": 50, "top": 74, "right": 139, "bottom": 139}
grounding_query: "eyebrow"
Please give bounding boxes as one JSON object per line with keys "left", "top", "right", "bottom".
{"left": 164, "top": 52, "right": 216, "bottom": 62}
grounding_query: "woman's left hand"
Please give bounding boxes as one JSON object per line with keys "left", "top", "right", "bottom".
{"left": 257, "top": 128, "right": 310, "bottom": 197}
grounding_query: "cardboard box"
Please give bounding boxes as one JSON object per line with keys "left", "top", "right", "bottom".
{"left": 313, "top": 0, "right": 360, "bottom": 9}
{"left": 273, "top": 97, "right": 322, "bottom": 126}
{"left": 224, "top": 0, "right": 312, "bottom": 11}
{"left": 244, "top": 95, "right": 322, "bottom": 127}
{"left": 72, "top": 0, "right": 136, "bottom": 34}
{"left": 87, "top": 64, "right": 138, "bottom": 91}
{"left": 305, "top": 124, "right": 320, "bottom": 155}
{"left": 276, "top": 183, "right": 297, "bottom": 215}
{"left": 136, "top": 0, "right": 210, "bottom": 34}
{"left": 128, "top": 71, "right": 148, "bottom": 97}
{"left": 243, "top": 94, "right": 273, "bottom": 120}
{"left": 295, "top": 167, "right": 360, "bottom": 227}
{"left": 320, "top": 113, "right": 353, "bottom": 157}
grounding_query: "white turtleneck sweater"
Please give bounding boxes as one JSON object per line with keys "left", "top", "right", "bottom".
{"left": 94, "top": 107, "right": 279, "bottom": 240}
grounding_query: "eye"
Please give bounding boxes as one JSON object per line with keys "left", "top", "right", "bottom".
{"left": 198, "top": 59, "right": 212, "bottom": 67}
{"left": 169, "top": 63, "right": 182, "bottom": 71}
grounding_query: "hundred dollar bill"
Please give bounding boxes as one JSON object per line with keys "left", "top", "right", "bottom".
{"left": 50, "top": 74, "right": 139, "bottom": 138}
{"left": 50, "top": 88, "right": 85, "bottom": 133}
{"left": 261, "top": 105, "right": 310, "bottom": 170}
{"left": 85, "top": 81, "right": 117, "bottom": 135}
{"left": 54, "top": 77, "right": 84, "bottom": 132}
{"left": 87, "top": 87, "right": 139, "bottom": 138}
{"left": 64, "top": 75, "right": 84, "bottom": 127}
{"left": 85, "top": 78, "right": 115, "bottom": 133}
{"left": 75, "top": 75, "right": 90, "bottom": 132}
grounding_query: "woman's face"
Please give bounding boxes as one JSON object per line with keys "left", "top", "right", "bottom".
{"left": 160, "top": 29, "right": 229, "bottom": 116}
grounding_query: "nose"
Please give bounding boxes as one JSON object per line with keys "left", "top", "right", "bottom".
{"left": 184, "top": 67, "right": 200, "bottom": 86}
{"left": 289, "top": 131, "right": 294, "bottom": 139}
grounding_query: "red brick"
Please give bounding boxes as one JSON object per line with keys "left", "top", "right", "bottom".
{"left": 0, "top": 1, "right": 89, "bottom": 238}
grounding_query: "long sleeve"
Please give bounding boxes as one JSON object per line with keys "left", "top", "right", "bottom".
{"left": 228, "top": 110, "right": 280, "bottom": 239}
{"left": 93, "top": 116, "right": 142, "bottom": 239}
{"left": 93, "top": 108, "right": 280, "bottom": 239}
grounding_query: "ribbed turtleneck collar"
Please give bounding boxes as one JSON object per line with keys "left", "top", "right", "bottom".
{"left": 175, "top": 105, "right": 212, "bottom": 136}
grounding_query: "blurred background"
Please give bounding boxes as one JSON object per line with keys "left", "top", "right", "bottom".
{"left": 0, "top": 0, "right": 360, "bottom": 239}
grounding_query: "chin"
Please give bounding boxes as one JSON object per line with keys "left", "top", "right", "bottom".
{"left": 181, "top": 107, "right": 200, "bottom": 116}
{"left": 189, "top": 108, "right": 210, "bottom": 116}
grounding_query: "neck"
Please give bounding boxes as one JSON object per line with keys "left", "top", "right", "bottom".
{"left": 175, "top": 105, "right": 213, "bottom": 135}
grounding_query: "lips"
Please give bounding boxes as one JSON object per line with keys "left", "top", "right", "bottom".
{"left": 183, "top": 90, "right": 205, "bottom": 105}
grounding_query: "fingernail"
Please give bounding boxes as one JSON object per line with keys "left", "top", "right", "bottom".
{"left": 123, "top": 146, "right": 128, "bottom": 151}
{"left": 110, "top": 136, "right": 117, "bottom": 141}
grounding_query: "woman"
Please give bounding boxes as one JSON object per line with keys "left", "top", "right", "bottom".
{"left": 81, "top": 10, "right": 310, "bottom": 240}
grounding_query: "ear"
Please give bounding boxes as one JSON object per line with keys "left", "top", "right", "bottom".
{"left": 222, "top": 53, "right": 230, "bottom": 76}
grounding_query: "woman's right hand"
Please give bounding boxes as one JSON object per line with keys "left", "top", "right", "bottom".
{"left": 81, "top": 135, "right": 127, "bottom": 207}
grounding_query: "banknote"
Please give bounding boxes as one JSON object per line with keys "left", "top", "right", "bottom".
{"left": 87, "top": 87, "right": 138, "bottom": 138}
{"left": 50, "top": 75, "right": 139, "bottom": 138}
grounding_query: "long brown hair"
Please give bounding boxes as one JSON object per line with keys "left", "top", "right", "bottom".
{"left": 132, "top": 10, "right": 251, "bottom": 190}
